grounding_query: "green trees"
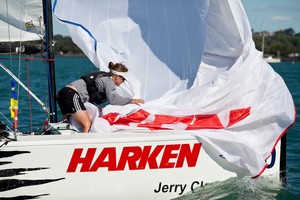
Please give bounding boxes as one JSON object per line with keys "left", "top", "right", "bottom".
{"left": 252, "top": 28, "right": 300, "bottom": 58}
{"left": 53, "top": 35, "right": 83, "bottom": 55}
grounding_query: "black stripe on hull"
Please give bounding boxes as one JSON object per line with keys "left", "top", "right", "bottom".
{"left": 0, "top": 150, "right": 66, "bottom": 198}
{"left": 0, "top": 194, "right": 48, "bottom": 200}
{"left": 0, "top": 151, "right": 30, "bottom": 159}
{"left": 0, "top": 178, "right": 65, "bottom": 192}
{"left": 0, "top": 168, "right": 49, "bottom": 177}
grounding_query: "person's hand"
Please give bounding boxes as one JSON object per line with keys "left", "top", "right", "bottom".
{"left": 131, "top": 99, "right": 145, "bottom": 105}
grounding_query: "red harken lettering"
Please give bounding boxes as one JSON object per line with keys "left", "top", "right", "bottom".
{"left": 67, "top": 143, "right": 201, "bottom": 172}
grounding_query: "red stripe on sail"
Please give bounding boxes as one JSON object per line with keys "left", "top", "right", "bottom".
{"left": 102, "top": 107, "right": 251, "bottom": 130}
{"left": 102, "top": 112, "right": 120, "bottom": 124}
{"left": 186, "top": 114, "right": 224, "bottom": 130}
{"left": 228, "top": 107, "right": 251, "bottom": 127}
{"left": 102, "top": 109, "right": 150, "bottom": 125}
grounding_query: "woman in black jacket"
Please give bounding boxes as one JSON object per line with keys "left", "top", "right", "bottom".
{"left": 57, "top": 62, "right": 144, "bottom": 132}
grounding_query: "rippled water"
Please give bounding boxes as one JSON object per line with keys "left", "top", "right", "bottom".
{"left": 0, "top": 57, "right": 299, "bottom": 199}
{"left": 272, "top": 61, "right": 300, "bottom": 199}
{"left": 176, "top": 174, "right": 285, "bottom": 200}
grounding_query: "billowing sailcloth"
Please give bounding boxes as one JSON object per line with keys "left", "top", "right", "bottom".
{"left": 54, "top": 0, "right": 295, "bottom": 177}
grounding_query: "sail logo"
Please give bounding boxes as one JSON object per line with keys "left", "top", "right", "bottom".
{"left": 67, "top": 143, "right": 201, "bottom": 172}
{"left": 25, "top": 21, "right": 36, "bottom": 31}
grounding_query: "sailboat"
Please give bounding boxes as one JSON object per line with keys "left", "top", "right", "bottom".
{"left": 261, "top": 31, "right": 281, "bottom": 63}
{"left": 264, "top": 53, "right": 281, "bottom": 63}
{"left": 0, "top": 0, "right": 295, "bottom": 199}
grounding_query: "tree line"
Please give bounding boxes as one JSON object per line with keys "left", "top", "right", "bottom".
{"left": 53, "top": 35, "right": 83, "bottom": 55}
{"left": 54, "top": 28, "right": 300, "bottom": 59}
{"left": 252, "top": 28, "right": 300, "bottom": 59}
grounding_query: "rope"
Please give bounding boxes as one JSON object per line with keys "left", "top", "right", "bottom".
{"left": 2, "top": 0, "right": 53, "bottom": 133}
{"left": 0, "top": 112, "right": 14, "bottom": 132}
{"left": 0, "top": 63, "right": 48, "bottom": 112}
{"left": 5, "top": 0, "right": 12, "bottom": 70}
{"left": 26, "top": 59, "right": 33, "bottom": 132}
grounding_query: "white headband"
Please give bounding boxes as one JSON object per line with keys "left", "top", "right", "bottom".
{"left": 111, "top": 70, "right": 128, "bottom": 80}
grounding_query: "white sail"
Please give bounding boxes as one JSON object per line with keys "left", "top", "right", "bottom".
{"left": 0, "top": 0, "right": 44, "bottom": 42}
{"left": 54, "top": 0, "right": 295, "bottom": 177}
{"left": 54, "top": 0, "right": 209, "bottom": 100}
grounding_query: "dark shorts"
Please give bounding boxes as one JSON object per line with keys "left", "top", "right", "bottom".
{"left": 57, "top": 87, "right": 86, "bottom": 115}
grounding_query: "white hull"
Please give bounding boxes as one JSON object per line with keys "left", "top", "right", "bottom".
{"left": 264, "top": 56, "right": 281, "bottom": 63}
{"left": 0, "top": 130, "right": 282, "bottom": 200}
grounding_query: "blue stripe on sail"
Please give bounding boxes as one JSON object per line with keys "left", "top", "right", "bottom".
{"left": 53, "top": 0, "right": 58, "bottom": 12}
{"left": 55, "top": 17, "right": 97, "bottom": 52}
{"left": 52, "top": 0, "right": 97, "bottom": 51}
